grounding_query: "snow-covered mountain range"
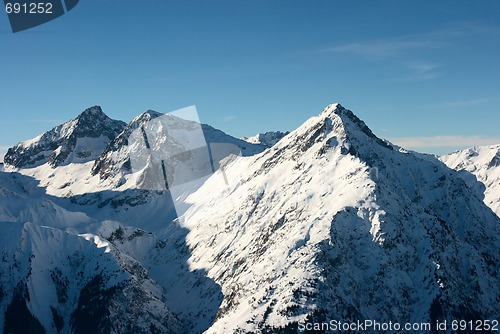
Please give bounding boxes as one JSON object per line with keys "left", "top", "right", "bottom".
{"left": 242, "top": 131, "right": 290, "bottom": 148}
{"left": 0, "top": 104, "right": 498, "bottom": 333}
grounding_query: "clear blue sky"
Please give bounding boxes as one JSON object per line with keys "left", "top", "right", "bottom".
{"left": 1, "top": 0, "right": 499, "bottom": 159}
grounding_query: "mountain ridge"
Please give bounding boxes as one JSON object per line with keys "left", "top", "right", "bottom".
{"left": 3, "top": 106, "right": 267, "bottom": 199}
{"left": 179, "top": 103, "right": 500, "bottom": 332}
{"left": 0, "top": 102, "right": 499, "bottom": 333}
{"left": 4, "top": 106, "right": 126, "bottom": 169}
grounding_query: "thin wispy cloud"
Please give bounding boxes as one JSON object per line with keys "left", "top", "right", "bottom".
{"left": 389, "top": 135, "right": 500, "bottom": 149}
{"left": 322, "top": 39, "right": 442, "bottom": 58}
{"left": 408, "top": 62, "right": 438, "bottom": 74}
{"left": 440, "top": 98, "right": 497, "bottom": 108}
{"left": 433, "top": 22, "right": 500, "bottom": 39}
{"left": 395, "top": 61, "right": 441, "bottom": 81}
{"left": 317, "top": 23, "right": 500, "bottom": 59}
{"left": 224, "top": 115, "right": 237, "bottom": 122}
{"left": 416, "top": 97, "right": 499, "bottom": 109}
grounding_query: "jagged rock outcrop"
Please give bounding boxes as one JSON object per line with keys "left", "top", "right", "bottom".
{"left": 4, "top": 106, "right": 125, "bottom": 169}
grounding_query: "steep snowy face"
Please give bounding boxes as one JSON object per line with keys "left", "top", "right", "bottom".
{"left": 242, "top": 131, "right": 290, "bottom": 148}
{"left": 181, "top": 103, "right": 500, "bottom": 333}
{"left": 3, "top": 106, "right": 126, "bottom": 169}
{"left": 440, "top": 144, "right": 500, "bottom": 217}
{"left": 0, "top": 169, "right": 184, "bottom": 333}
{"left": 0, "top": 222, "right": 184, "bottom": 334}
{"left": 92, "top": 110, "right": 266, "bottom": 186}
{"left": 0, "top": 172, "right": 94, "bottom": 229}
{"left": 91, "top": 110, "right": 164, "bottom": 183}
{"left": 0, "top": 168, "right": 219, "bottom": 333}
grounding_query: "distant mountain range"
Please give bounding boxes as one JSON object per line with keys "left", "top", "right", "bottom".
{"left": 241, "top": 131, "right": 290, "bottom": 148}
{"left": 1, "top": 104, "right": 498, "bottom": 333}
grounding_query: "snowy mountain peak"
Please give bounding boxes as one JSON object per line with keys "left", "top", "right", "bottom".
{"left": 129, "top": 110, "right": 164, "bottom": 128}
{"left": 320, "top": 102, "right": 342, "bottom": 115}
{"left": 76, "top": 105, "right": 106, "bottom": 119}
{"left": 325, "top": 102, "right": 389, "bottom": 147}
{"left": 144, "top": 109, "right": 163, "bottom": 117}
{"left": 92, "top": 109, "right": 267, "bottom": 184}
{"left": 90, "top": 109, "right": 170, "bottom": 181}
{"left": 319, "top": 102, "right": 361, "bottom": 120}
{"left": 179, "top": 103, "right": 500, "bottom": 332}
{"left": 269, "top": 103, "right": 392, "bottom": 162}
{"left": 67, "top": 105, "right": 126, "bottom": 140}
{"left": 4, "top": 107, "right": 126, "bottom": 169}
{"left": 69, "top": 106, "right": 124, "bottom": 137}
{"left": 242, "top": 131, "right": 290, "bottom": 148}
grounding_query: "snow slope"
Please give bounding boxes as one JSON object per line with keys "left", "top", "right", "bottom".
{"left": 180, "top": 104, "right": 500, "bottom": 332}
{"left": 0, "top": 170, "right": 185, "bottom": 333}
{"left": 0, "top": 221, "right": 184, "bottom": 334}
{"left": 440, "top": 144, "right": 500, "bottom": 217}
